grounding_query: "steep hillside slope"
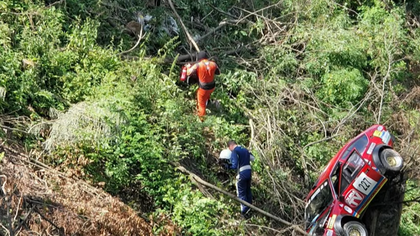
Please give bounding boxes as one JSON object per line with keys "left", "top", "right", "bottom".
{"left": 0, "top": 144, "right": 155, "bottom": 235}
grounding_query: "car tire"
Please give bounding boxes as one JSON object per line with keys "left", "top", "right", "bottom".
{"left": 343, "top": 221, "right": 368, "bottom": 236}
{"left": 379, "top": 148, "right": 403, "bottom": 174}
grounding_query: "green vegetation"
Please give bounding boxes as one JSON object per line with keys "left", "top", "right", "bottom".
{"left": 1, "top": 0, "right": 420, "bottom": 235}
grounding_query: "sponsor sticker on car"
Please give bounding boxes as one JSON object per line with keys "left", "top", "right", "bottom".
{"left": 367, "top": 142, "right": 375, "bottom": 155}
{"left": 345, "top": 189, "right": 364, "bottom": 208}
{"left": 344, "top": 205, "right": 353, "bottom": 214}
{"left": 373, "top": 130, "right": 391, "bottom": 144}
{"left": 380, "top": 130, "right": 391, "bottom": 144}
{"left": 326, "top": 229, "right": 333, "bottom": 236}
{"left": 327, "top": 215, "right": 337, "bottom": 229}
{"left": 373, "top": 130, "right": 382, "bottom": 137}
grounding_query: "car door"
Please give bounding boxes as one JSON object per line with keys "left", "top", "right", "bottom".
{"left": 339, "top": 150, "right": 368, "bottom": 211}
{"left": 339, "top": 149, "right": 385, "bottom": 216}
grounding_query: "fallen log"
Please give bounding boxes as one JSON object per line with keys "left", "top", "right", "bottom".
{"left": 120, "top": 45, "right": 253, "bottom": 64}
{"left": 164, "top": 45, "right": 249, "bottom": 64}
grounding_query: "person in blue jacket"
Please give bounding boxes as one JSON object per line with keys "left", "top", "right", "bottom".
{"left": 227, "top": 140, "right": 255, "bottom": 218}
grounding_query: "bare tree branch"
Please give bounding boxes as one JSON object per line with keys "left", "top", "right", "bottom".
{"left": 195, "top": 21, "right": 228, "bottom": 42}
{"left": 117, "top": 23, "right": 144, "bottom": 55}
{"left": 173, "top": 163, "right": 308, "bottom": 235}
{"left": 167, "top": 0, "right": 200, "bottom": 52}
{"left": 377, "top": 51, "right": 393, "bottom": 124}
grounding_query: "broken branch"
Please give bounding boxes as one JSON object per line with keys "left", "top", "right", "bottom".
{"left": 33, "top": 207, "right": 65, "bottom": 235}
{"left": 0, "top": 175, "right": 7, "bottom": 195}
{"left": 117, "top": 24, "right": 144, "bottom": 55}
{"left": 195, "top": 21, "right": 228, "bottom": 42}
{"left": 167, "top": 0, "right": 200, "bottom": 52}
{"left": 173, "top": 164, "right": 308, "bottom": 235}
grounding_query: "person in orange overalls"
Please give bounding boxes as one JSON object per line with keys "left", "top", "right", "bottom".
{"left": 185, "top": 51, "right": 220, "bottom": 118}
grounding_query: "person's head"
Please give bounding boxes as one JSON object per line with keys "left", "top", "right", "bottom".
{"left": 196, "top": 51, "right": 208, "bottom": 61}
{"left": 227, "top": 140, "right": 237, "bottom": 151}
{"left": 209, "top": 55, "right": 219, "bottom": 62}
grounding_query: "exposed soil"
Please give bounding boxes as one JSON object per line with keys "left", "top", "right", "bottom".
{"left": 0, "top": 144, "right": 155, "bottom": 235}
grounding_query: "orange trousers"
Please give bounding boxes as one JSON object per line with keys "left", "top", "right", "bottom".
{"left": 197, "top": 87, "right": 215, "bottom": 117}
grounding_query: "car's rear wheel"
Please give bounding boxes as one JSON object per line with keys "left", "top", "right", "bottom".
{"left": 343, "top": 221, "right": 368, "bottom": 236}
{"left": 379, "top": 148, "right": 403, "bottom": 174}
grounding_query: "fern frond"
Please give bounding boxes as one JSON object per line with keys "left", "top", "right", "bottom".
{"left": 44, "top": 102, "right": 126, "bottom": 151}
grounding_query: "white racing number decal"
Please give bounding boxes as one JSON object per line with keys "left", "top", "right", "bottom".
{"left": 353, "top": 172, "right": 377, "bottom": 195}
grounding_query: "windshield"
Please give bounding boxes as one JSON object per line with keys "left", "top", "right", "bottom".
{"left": 341, "top": 134, "right": 368, "bottom": 160}
{"left": 305, "top": 181, "right": 333, "bottom": 227}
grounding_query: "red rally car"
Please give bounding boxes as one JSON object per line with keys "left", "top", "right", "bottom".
{"left": 305, "top": 125, "right": 404, "bottom": 236}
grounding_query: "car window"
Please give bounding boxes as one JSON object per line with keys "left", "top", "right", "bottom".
{"left": 340, "top": 134, "right": 368, "bottom": 160}
{"left": 305, "top": 181, "right": 333, "bottom": 228}
{"left": 331, "top": 163, "right": 340, "bottom": 195}
{"left": 340, "top": 150, "right": 365, "bottom": 194}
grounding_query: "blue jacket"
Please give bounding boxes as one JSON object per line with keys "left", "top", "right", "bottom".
{"left": 229, "top": 146, "right": 252, "bottom": 179}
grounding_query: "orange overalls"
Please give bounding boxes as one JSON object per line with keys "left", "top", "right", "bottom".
{"left": 187, "top": 59, "right": 218, "bottom": 117}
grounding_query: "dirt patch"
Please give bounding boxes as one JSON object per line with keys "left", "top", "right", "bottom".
{"left": 0, "top": 144, "right": 153, "bottom": 235}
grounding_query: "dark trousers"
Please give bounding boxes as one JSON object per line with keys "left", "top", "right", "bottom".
{"left": 236, "top": 176, "right": 252, "bottom": 214}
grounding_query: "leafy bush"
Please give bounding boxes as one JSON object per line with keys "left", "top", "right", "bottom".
{"left": 299, "top": 17, "right": 368, "bottom": 76}
{"left": 317, "top": 68, "right": 368, "bottom": 108}
{"left": 358, "top": 2, "right": 407, "bottom": 75}
{"left": 399, "top": 180, "right": 420, "bottom": 236}
{"left": 260, "top": 46, "right": 299, "bottom": 79}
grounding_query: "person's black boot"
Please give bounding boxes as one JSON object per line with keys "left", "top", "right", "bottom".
{"left": 241, "top": 208, "right": 252, "bottom": 220}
